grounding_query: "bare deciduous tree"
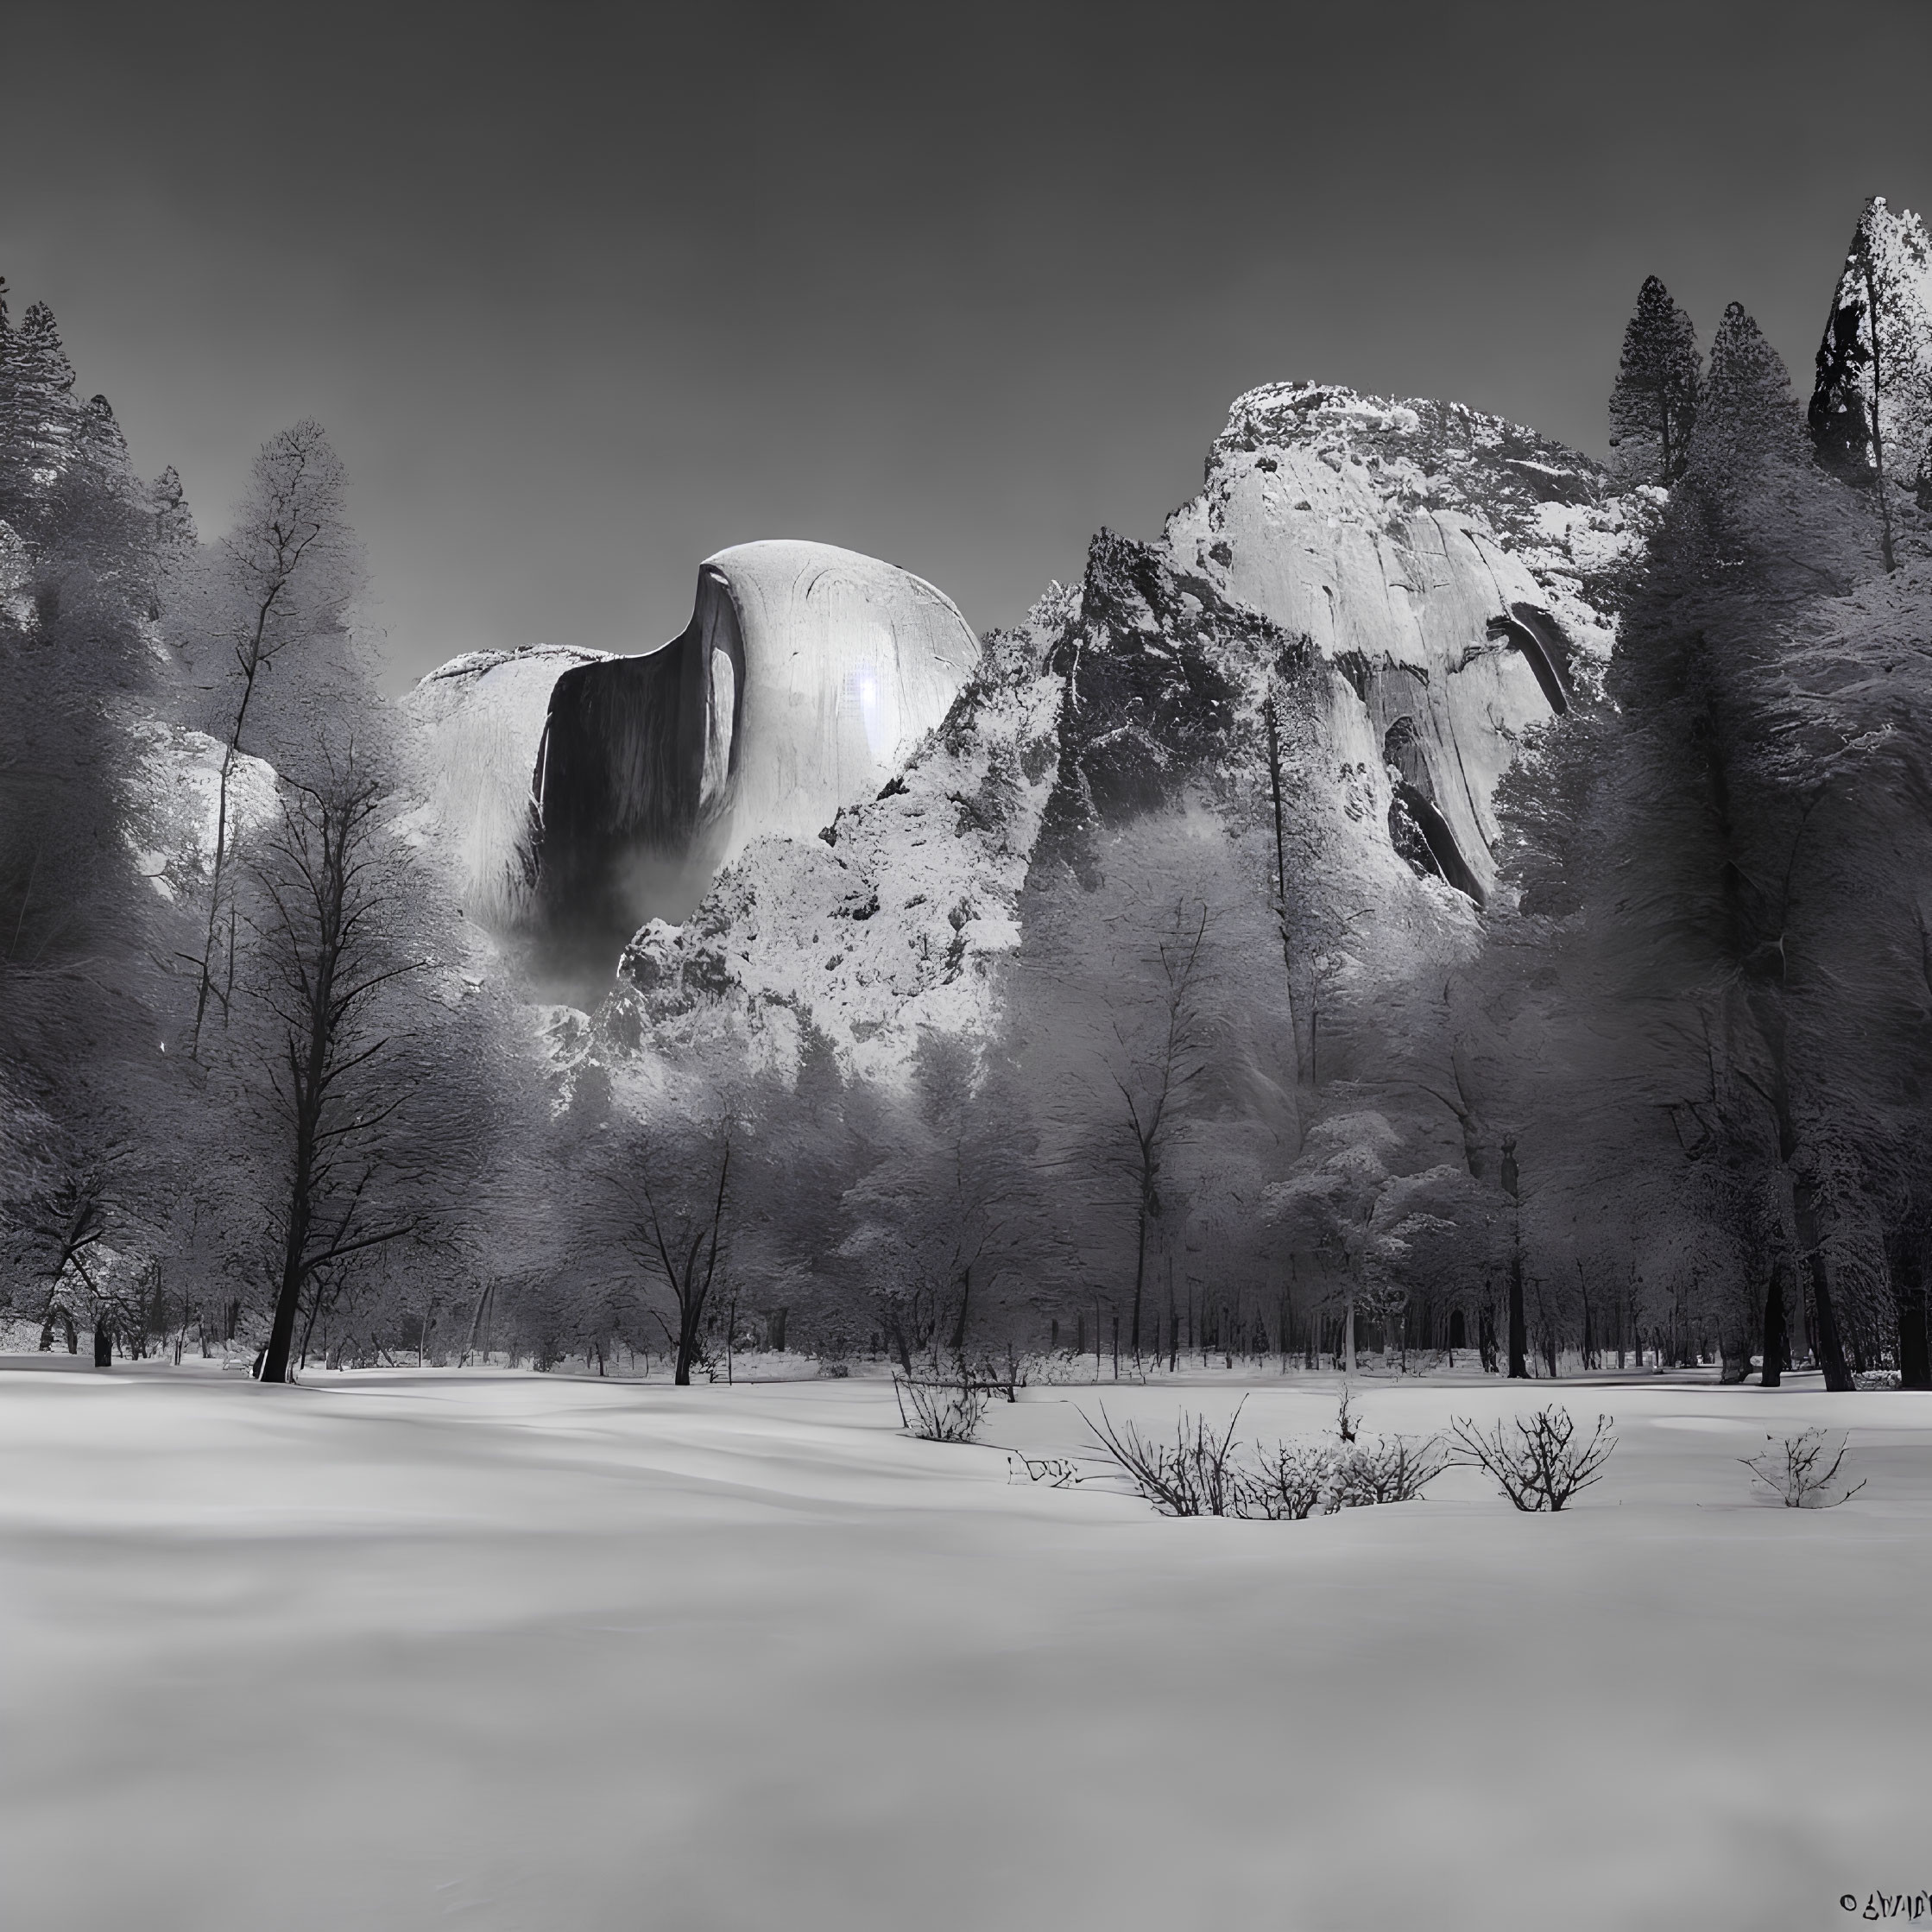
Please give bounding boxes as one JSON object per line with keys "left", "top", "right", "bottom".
{"left": 186, "top": 421, "right": 360, "bottom": 1058}
{"left": 621, "top": 1127, "right": 732, "bottom": 1386}
{"left": 249, "top": 754, "right": 417, "bottom": 1383}
{"left": 1108, "top": 900, "right": 1211, "bottom": 1365}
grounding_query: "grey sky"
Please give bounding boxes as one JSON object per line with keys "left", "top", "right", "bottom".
{"left": 5, "top": 0, "right": 1928, "bottom": 687}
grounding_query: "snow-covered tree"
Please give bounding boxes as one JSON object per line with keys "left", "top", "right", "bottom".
{"left": 0, "top": 300, "right": 82, "bottom": 538}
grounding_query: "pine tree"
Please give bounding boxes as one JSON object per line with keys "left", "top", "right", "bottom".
{"left": 1607, "top": 275, "right": 1702, "bottom": 487}
{"left": 0, "top": 302, "right": 82, "bottom": 538}
{"left": 1675, "top": 302, "right": 1819, "bottom": 572}
{"left": 1, "top": 319, "right": 174, "bottom": 1336}
{"left": 1807, "top": 195, "right": 1932, "bottom": 571}
{"left": 1695, "top": 303, "right": 1806, "bottom": 473}
{"left": 1506, "top": 306, "right": 1879, "bottom": 1391}
{"left": 61, "top": 395, "right": 146, "bottom": 571}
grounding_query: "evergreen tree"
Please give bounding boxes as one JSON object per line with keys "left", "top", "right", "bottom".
{"left": 0, "top": 301, "right": 82, "bottom": 540}
{"left": 1808, "top": 195, "right": 1932, "bottom": 571}
{"left": 1486, "top": 305, "right": 1885, "bottom": 1391}
{"left": 60, "top": 395, "right": 146, "bottom": 572}
{"left": 1607, "top": 275, "right": 1702, "bottom": 487}
{"left": 0, "top": 309, "right": 174, "bottom": 1348}
{"left": 1693, "top": 303, "right": 1807, "bottom": 477}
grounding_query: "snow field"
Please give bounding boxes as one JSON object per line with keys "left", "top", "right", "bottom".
{"left": 1, "top": 1367, "right": 1927, "bottom": 1932}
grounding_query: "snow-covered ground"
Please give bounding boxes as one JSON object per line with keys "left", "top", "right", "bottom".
{"left": 1, "top": 1364, "right": 1925, "bottom": 1931}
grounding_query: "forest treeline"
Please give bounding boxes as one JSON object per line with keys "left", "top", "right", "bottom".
{"left": 3, "top": 194, "right": 1931, "bottom": 1391}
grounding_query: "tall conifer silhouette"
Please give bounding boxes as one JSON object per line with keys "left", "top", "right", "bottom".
{"left": 1608, "top": 276, "right": 1702, "bottom": 486}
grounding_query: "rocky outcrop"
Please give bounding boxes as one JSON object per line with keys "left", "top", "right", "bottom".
{"left": 1809, "top": 196, "right": 1932, "bottom": 501}
{"left": 119, "top": 717, "right": 279, "bottom": 905}
{"left": 407, "top": 541, "right": 980, "bottom": 956}
{"left": 406, "top": 643, "right": 611, "bottom": 930}
{"left": 597, "top": 387, "right": 1645, "bottom": 1079}
{"left": 1165, "top": 383, "right": 1647, "bottom": 901}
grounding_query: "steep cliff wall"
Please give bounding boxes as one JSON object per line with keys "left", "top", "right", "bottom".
{"left": 1808, "top": 196, "right": 1932, "bottom": 498}
{"left": 407, "top": 541, "right": 979, "bottom": 957}
{"left": 404, "top": 643, "right": 613, "bottom": 929}
{"left": 1165, "top": 383, "right": 1647, "bottom": 901}
{"left": 599, "top": 387, "right": 1648, "bottom": 1080}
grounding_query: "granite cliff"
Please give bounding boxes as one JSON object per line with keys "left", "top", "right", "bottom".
{"left": 597, "top": 384, "right": 1649, "bottom": 1078}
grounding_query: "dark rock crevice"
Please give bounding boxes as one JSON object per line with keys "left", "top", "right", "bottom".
{"left": 1383, "top": 715, "right": 1483, "bottom": 906}
{"left": 1488, "top": 603, "right": 1573, "bottom": 716}
{"left": 534, "top": 565, "right": 745, "bottom": 955}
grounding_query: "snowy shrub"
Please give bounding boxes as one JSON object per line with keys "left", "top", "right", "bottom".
{"left": 1449, "top": 1406, "right": 1615, "bottom": 1512}
{"left": 1237, "top": 1434, "right": 1446, "bottom": 1517}
{"left": 1335, "top": 1383, "right": 1361, "bottom": 1443}
{"left": 1082, "top": 1402, "right": 1247, "bottom": 1516}
{"left": 1739, "top": 1429, "right": 1866, "bottom": 1508}
{"left": 1239, "top": 1441, "right": 1339, "bottom": 1518}
{"left": 893, "top": 1373, "right": 986, "bottom": 1443}
{"left": 1083, "top": 1402, "right": 1449, "bottom": 1519}
{"left": 1329, "top": 1433, "right": 1449, "bottom": 1507}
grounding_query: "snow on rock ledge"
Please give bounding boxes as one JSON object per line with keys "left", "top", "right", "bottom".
{"left": 1165, "top": 382, "right": 1651, "bottom": 900}
{"left": 120, "top": 718, "right": 280, "bottom": 902}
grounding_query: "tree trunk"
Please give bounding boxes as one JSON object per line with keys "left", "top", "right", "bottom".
{"left": 1129, "top": 1194, "right": 1148, "bottom": 1365}
{"left": 92, "top": 1319, "right": 112, "bottom": 1367}
{"left": 1760, "top": 1259, "right": 1788, "bottom": 1387}
{"left": 1506, "top": 1256, "right": 1528, "bottom": 1379}
{"left": 259, "top": 1167, "right": 314, "bottom": 1384}
{"left": 1791, "top": 1170, "right": 1853, "bottom": 1392}
{"left": 1900, "top": 1293, "right": 1931, "bottom": 1392}
{"left": 674, "top": 1291, "right": 701, "bottom": 1386}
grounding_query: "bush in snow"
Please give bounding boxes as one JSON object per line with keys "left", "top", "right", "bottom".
{"left": 1239, "top": 1434, "right": 1447, "bottom": 1517}
{"left": 893, "top": 1373, "right": 987, "bottom": 1443}
{"left": 1329, "top": 1433, "right": 1449, "bottom": 1507}
{"left": 1739, "top": 1429, "right": 1866, "bottom": 1508}
{"left": 1335, "top": 1382, "right": 1361, "bottom": 1443}
{"left": 1239, "top": 1441, "right": 1340, "bottom": 1519}
{"left": 1081, "top": 1402, "right": 1247, "bottom": 1517}
{"left": 1449, "top": 1406, "right": 1615, "bottom": 1512}
{"left": 1083, "top": 1398, "right": 1448, "bottom": 1518}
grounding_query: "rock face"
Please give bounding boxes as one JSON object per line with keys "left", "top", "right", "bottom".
{"left": 406, "top": 643, "right": 612, "bottom": 930}
{"left": 599, "top": 385, "right": 1647, "bottom": 1079}
{"left": 1808, "top": 195, "right": 1932, "bottom": 505}
{"left": 1165, "top": 383, "right": 1641, "bottom": 902}
{"left": 120, "top": 718, "right": 280, "bottom": 904}
{"left": 407, "top": 541, "right": 979, "bottom": 954}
